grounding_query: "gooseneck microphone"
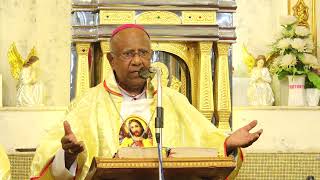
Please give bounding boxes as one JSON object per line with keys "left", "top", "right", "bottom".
{"left": 138, "top": 67, "right": 156, "bottom": 79}
{"left": 139, "top": 67, "right": 165, "bottom": 180}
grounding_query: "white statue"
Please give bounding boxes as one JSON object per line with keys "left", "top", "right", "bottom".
{"left": 8, "top": 43, "right": 45, "bottom": 106}
{"left": 247, "top": 55, "right": 274, "bottom": 106}
{"left": 16, "top": 56, "right": 44, "bottom": 106}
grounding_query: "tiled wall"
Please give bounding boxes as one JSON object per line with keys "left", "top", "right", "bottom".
{"left": 237, "top": 153, "right": 320, "bottom": 180}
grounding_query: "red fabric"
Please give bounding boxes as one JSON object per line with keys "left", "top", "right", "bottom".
{"left": 30, "top": 158, "right": 54, "bottom": 180}
{"left": 239, "top": 148, "right": 244, "bottom": 161}
{"left": 153, "top": 90, "right": 157, "bottom": 96}
{"left": 30, "top": 158, "right": 78, "bottom": 180}
{"left": 224, "top": 138, "right": 228, "bottom": 157}
{"left": 224, "top": 139, "right": 229, "bottom": 180}
{"left": 111, "top": 24, "right": 150, "bottom": 38}
{"left": 103, "top": 80, "right": 123, "bottom": 97}
{"left": 224, "top": 139, "right": 244, "bottom": 180}
{"left": 88, "top": 47, "right": 92, "bottom": 69}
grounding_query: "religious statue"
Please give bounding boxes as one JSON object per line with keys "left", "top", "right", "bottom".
{"left": 247, "top": 55, "right": 274, "bottom": 106}
{"left": 7, "top": 43, "right": 45, "bottom": 106}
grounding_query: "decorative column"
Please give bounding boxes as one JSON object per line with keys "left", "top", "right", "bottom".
{"left": 75, "top": 42, "right": 91, "bottom": 98}
{"left": 100, "top": 41, "right": 112, "bottom": 81}
{"left": 198, "top": 42, "right": 214, "bottom": 120}
{"left": 215, "top": 43, "right": 231, "bottom": 131}
{"left": 180, "top": 67, "right": 187, "bottom": 97}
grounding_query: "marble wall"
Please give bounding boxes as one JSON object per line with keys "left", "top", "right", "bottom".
{"left": 317, "top": 0, "right": 320, "bottom": 56}
{"left": 0, "top": 0, "right": 71, "bottom": 106}
{"left": 233, "top": 107, "right": 320, "bottom": 153}
{"left": 0, "top": 74, "right": 2, "bottom": 107}
{"left": 0, "top": 107, "right": 66, "bottom": 151}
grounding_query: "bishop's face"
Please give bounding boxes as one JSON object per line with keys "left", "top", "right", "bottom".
{"left": 108, "top": 28, "right": 152, "bottom": 92}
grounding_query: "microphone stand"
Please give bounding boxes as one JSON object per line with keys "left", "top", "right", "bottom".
{"left": 154, "top": 68, "right": 164, "bottom": 180}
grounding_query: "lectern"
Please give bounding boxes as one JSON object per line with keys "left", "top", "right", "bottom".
{"left": 85, "top": 157, "right": 236, "bottom": 180}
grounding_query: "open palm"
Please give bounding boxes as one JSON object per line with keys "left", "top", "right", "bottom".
{"left": 226, "top": 120, "right": 263, "bottom": 153}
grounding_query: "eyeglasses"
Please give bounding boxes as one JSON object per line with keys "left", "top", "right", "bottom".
{"left": 112, "top": 50, "right": 152, "bottom": 61}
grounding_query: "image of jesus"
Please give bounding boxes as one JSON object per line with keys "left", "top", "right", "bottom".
{"left": 119, "top": 117, "right": 153, "bottom": 147}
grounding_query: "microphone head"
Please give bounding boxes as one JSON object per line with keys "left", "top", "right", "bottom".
{"left": 139, "top": 67, "right": 156, "bottom": 79}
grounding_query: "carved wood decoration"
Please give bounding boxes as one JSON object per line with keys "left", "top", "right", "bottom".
{"left": 85, "top": 157, "right": 236, "bottom": 180}
{"left": 293, "top": 0, "right": 310, "bottom": 27}
{"left": 215, "top": 43, "right": 232, "bottom": 131}
{"left": 75, "top": 42, "right": 91, "bottom": 97}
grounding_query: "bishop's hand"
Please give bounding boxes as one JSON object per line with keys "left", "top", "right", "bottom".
{"left": 225, "top": 120, "right": 263, "bottom": 155}
{"left": 61, "top": 121, "right": 84, "bottom": 169}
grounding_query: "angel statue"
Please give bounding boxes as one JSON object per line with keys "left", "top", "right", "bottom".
{"left": 7, "top": 43, "right": 44, "bottom": 106}
{"left": 242, "top": 45, "right": 274, "bottom": 106}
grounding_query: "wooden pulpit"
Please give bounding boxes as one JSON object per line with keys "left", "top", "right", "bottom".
{"left": 85, "top": 157, "right": 236, "bottom": 180}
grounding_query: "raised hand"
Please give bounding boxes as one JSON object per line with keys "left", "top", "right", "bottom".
{"left": 225, "top": 120, "right": 263, "bottom": 154}
{"left": 61, "top": 121, "right": 84, "bottom": 169}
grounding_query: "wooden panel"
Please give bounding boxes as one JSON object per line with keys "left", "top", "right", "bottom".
{"left": 100, "top": 10, "right": 135, "bottom": 24}
{"left": 182, "top": 11, "right": 216, "bottom": 24}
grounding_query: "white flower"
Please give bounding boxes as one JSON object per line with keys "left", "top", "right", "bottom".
{"left": 282, "top": 27, "right": 295, "bottom": 38}
{"left": 269, "top": 56, "right": 282, "bottom": 74}
{"left": 277, "top": 38, "right": 292, "bottom": 49}
{"left": 274, "top": 31, "right": 283, "bottom": 40}
{"left": 280, "top": 54, "right": 297, "bottom": 68}
{"left": 280, "top": 16, "right": 297, "bottom": 25}
{"left": 302, "top": 53, "right": 319, "bottom": 66}
{"left": 291, "top": 38, "right": 306, "bottom": 52}
{"left": 305, "top": 38, "right": 314, "bottom": 52}
{"left": 295, "top": 26, "right": 310, "bottom": 37}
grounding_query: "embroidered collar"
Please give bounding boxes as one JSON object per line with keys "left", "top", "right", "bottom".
{"left": 103, "top": 71, "right": 157, "bottom": 98}
{"left": 118, "top": 85, "right": 146, "bottom": 101}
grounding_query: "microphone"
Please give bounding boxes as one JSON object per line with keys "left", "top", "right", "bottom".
{"left": 139, "top": 66, "right": 165, "bottom": 180}
{"left": 138, "top": 67, "right": 156, "bottom": 79}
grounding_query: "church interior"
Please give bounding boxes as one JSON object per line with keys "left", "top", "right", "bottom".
{"left": 0, "top": 0, "right": 319, "bottom": 179}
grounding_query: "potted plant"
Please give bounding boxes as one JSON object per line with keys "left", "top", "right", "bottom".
{"left": 305, "top": 69, "right": 320, "bottom": 106}
{"left": 267, "top": 15, "right": 320, "bottom": 106}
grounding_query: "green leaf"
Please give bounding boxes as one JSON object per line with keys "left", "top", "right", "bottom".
{"left": 297, "top": 53, "right": 304, "bottom": 61}
{"left": 305, "top": 77, "right": 315, "bottom": 88}
{"left": 307, "top": 72, "right": 320, "bottom": 89}
{"left": 278, "top": 70, "right": 290, "bottom": 80}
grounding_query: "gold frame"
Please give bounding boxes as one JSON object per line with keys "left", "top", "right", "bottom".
{"left": 288, "top": 0, "right": 318, "bottom": 55}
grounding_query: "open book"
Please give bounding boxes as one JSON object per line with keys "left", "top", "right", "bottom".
{"left": 117, "top": 147, "right": 167, "bottom": 158}
{"left": 168, "top": 147, "right": 217, "bottom": 158}
{"left": 116, "top": 147, "right": 217, "bottom": 158}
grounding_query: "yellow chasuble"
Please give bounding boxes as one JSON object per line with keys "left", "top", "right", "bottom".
{"left": 0, "top": 145, "right": 10, "bottom": 180}
{"left": 30, "top": 73, "right": 242, "bottom": 180}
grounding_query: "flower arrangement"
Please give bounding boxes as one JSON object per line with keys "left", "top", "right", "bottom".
{"left": 268, "top": 15, "right": 320, "bottom": 89}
